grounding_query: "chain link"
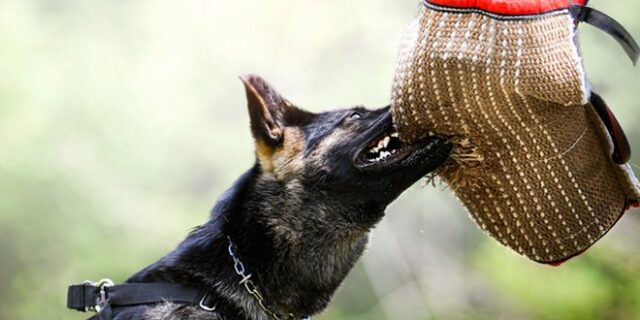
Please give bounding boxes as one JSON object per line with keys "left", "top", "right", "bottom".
{"left": 227, "top": 237, "right": 310, "bottom": 320}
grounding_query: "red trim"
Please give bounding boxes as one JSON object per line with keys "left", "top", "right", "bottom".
{"left": 549, "top": 260, "right": 567, "bottom": 267}
{"left": 426, "top": 0, "right": 586, "bottom": 15}
{"left": 625, "top": 199, "right": 640, "bottom": 211}
{"left": 544, "top": 199, "right": 633, "bottom": 267}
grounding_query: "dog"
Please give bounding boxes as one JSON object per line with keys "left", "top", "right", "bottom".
{"left": 94, "top": 74, "right": 451, "bottom": 320}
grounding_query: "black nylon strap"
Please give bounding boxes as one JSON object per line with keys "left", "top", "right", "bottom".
{"left": 67, "top": 282, "right": 207, "bottom": 312}
{"left": 67, "top": 284, "right": 100, "bottom": 311}
{"left": 571, "top": 5, "right": 640, "bottom": 65}
{"left": 590, "top": 92, "right": 632, "bottom": 164}
{"left": 108, "top": 283, "right": 205, "bottom": 306}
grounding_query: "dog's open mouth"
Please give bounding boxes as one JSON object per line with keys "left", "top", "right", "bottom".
{"left": 358, "top": 129, "right": 409, "bottom": 165}
{"left": 354, "top": 125, "right": 447, "bottom": 171}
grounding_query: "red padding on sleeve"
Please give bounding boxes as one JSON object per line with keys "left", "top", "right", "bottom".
{"left": 427, "top": 0, "right": 586, "bottom": 15}
{"left": 625, "top": 199, "right": 640, "bottom": 211}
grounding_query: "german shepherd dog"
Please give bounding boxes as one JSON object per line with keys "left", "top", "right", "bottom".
{"left": 104, "top": 75, "right": 451, "bottom": 319}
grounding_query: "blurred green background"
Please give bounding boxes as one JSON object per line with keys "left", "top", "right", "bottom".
{"left": 1, "top": 0, "right": 639, "bottom": 319}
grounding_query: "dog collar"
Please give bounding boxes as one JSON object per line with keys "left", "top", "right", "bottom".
{"left": 67, "top": 238, "right": 311, "bottom": 320}
{"left": 67, "top": 279, "right": 210, "bottom": 319}
{"left": 226, "top": 236, "right": 311, "bottom": 320}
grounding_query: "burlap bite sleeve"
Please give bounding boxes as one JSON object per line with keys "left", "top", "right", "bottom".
{"left": 391, "top": 4, "right": 640, "bottom": 264}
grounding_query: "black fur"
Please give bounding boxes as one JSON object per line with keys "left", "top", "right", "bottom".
{"left": 98, "top": 75, "right": 451, "bottom": 320}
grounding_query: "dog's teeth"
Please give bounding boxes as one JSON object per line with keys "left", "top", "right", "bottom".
{"left": 366, "top": 133, "right": 403, "bottom": 163}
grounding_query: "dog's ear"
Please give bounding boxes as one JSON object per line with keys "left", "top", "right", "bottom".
{"left": 240, "top": 74, "right": 291, "bottom": 146}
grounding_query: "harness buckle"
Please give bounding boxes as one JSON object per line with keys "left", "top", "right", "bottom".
{"left": 199, "top": 292, "right": 217, "bottom": 312}
{"left": 83, "top": 278, "right": 114, "bottom": 312}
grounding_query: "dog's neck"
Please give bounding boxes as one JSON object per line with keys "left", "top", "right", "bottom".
{"left": 128, "top": 165, "right": 385, "bottom": 319}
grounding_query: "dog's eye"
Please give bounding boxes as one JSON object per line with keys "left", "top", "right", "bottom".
{"left": 349, "top": 112, "right": 362, "bottom": 120}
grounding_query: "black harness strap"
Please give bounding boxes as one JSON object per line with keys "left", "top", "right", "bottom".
{"left": 67, "top": 283, "right": 100, "bottom": 311}
{"left": 67, "top": 282, "right": 209, "bottom": 318}
{"left": 114, "top": 283, "right": 204, "bottom": 306}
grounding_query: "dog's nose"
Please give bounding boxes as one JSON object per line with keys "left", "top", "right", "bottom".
{"left": 374, "top": 109, "right": 392, "bottom": 126}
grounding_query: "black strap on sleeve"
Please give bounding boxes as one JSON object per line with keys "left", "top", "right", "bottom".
{"left": 570, "top": 5, "right": 640, "bottom": 65}
{"left": 589, "top": 92, "right": 632, "bottom": 165}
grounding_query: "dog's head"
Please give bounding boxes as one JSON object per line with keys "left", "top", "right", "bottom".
{"left": 241, "top": 74, "right": 451, "bottom": 220}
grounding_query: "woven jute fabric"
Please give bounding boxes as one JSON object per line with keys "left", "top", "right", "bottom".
{"left": 391, "top": 6, "right": 640, "bottom": 263}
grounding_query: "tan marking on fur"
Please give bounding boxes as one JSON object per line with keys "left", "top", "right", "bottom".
{"left": 256, "top": 127, "right": 306, "bottom": 181}
{"left": 311, "top": 127, "right": 351, "bottom": 158}
{"left": 255, "top": 139, "right": 277, "bottom": 173}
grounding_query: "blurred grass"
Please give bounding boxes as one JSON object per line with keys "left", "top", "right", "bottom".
{"left": 0, "top": 0, "right": 639, "bottom": 319}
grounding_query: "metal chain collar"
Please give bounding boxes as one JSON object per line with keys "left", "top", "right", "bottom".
{"left": 226, "top": 237, "right": 310, "bottom": 320}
